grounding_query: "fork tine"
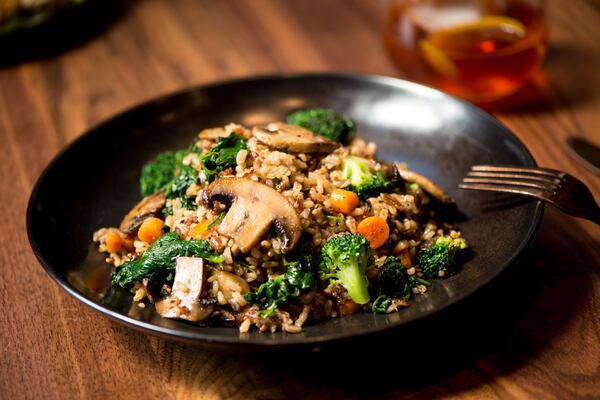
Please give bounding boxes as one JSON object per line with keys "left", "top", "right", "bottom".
{"left": 472, "top": 165, "right": 565, "bottom": 178}
{"left": 462, "top": 177, "right": 557, "bottom": 192}
{"left": 466, "top": 171, "right": 563, "bottom": 185}
{"left": 459, "top": 183, "right": 550, "bottom": 200}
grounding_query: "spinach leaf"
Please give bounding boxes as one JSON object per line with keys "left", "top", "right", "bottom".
{"left": 112, "top": 232, "right": 224, "bottom": 288}
{"left": 199, "top": 133, "right": 246, "bottom": 183}
{"left": 140, "top": 150, "right": 187, "bottom": 197}
{"left": 244, "top": 241, "right": 317, "bottom": 318}
{"left": 139, "top": 134, "right": 246, "bottom": 210}
{"left": 165, "top": 162, "right": 199, "bottom": 210}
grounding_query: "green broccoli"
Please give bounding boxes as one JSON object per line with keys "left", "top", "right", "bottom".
{"left": 112, "top": 232, "right": 224, "bottom": 288}
{"left": 341, "top": 155, "right": 391, "bottom": 200}
{"left": 320, "top": 233, "right": 371, "bottom": 304}
{"left": 372, "top": 256, "right": 431, "bottom": 314}
{"left": 286, "top": 108, "right": 356, "bottom": 144}
{"left": 244, "top": 241, "right": 317, "bottom": 318}
{"left": 417, "top": 236, "right": 468, "bottom": 278}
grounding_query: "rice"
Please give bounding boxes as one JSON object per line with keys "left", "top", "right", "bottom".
{"left": 93, "top": 121, "right": 464, "bottom": 333}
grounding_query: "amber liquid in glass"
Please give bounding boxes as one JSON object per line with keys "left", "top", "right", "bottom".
{"left": 382, "top": 0, "right": 547, "bottom": 103}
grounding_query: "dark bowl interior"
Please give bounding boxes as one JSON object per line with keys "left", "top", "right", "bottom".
{"left": 27, "top": 73, "right": 543, "bottom": 349}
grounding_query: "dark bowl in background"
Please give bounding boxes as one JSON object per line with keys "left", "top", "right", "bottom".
{"left": 0, "top": 0, "right": 124, "bottom": 65}
{"left": 26, "top": 73, "right": 543, "bottom": 350}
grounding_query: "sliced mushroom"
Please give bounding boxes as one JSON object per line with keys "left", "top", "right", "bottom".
{"left": 155, "top": 257, "right": 214, "bottom": 322}
{"left": 212, "top": 270, "right": 250, "bottom": 311}
{"left": 119, "top": 191, "right": 166, "bottom": 234}
{"left": 252, "top": 122, "right": 339, "bottom": 153}
{"left": 203, "top": 177, "right": 302, "bottom": 253}
{"left": 394, "top": 163, "right": 453, "bottom": 204}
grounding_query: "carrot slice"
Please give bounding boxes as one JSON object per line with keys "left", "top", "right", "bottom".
{"left": 138, "top": 217, "right": 165, "bottom": 244}
{"left": 190, "top": 219, "right": 213, "bottom": 240}
{"left": 357, "top": 216, "right": 390, "bottom": 249}
{"left": 330, "top": 188, "right": 360, "bottom": 214}
{"left": 105, "top": 230, "right": 122, "bottom": 253}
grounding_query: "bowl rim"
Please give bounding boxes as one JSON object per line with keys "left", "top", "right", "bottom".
{"left": 26, "top": 72, "right": 544, "bottom": 348}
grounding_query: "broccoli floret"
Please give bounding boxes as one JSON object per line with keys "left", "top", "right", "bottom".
{"left": 341, "top": 155, "right": 391, "bottom": 200}
{"left": 372, "top": 256, "right": 431, "bottom": 314}
{"left": 417, "top": 236, "right": 468, "bottom": 278}
{"left": 244, "top": 241, "right": 317, "bottom": 318}
{"left": 320, "top": 233, "right": 371, "bottom": 304}
{"left": 286, "top": 108, "right": 356, "bottom": 144}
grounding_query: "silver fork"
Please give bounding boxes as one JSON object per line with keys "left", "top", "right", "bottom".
{"left": 459, "top": 165, "right": 600, "bottom": 225}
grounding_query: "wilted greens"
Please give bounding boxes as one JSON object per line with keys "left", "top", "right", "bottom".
{"left": 199, "top": 133, "right": 247, "bottom": 183}
{"left": 139, "top": 133, "right": 246, "bottom": 210}
{"left": 244, "top": 241, "right": 317, "bottom": 318}
{"left": 112, "top": 232, "right": 223, "bottom": 288}
{"left": 140, "top": 150, "right": 187, "bottom": 197}
{"left": 371, "top": 256, "right": 429, "bottom": 314}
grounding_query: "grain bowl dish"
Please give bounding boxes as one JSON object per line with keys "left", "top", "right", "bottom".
{"left": 93, "top": 108, "right": 468, "bottom": 333}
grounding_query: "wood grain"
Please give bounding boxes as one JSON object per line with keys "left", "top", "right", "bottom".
{"left": 1, "top": 0, "right": 599, "bottom": 398}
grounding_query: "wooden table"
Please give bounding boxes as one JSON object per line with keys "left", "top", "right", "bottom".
{"left": 2, "top": 1, "right": 599, "bottom": 398}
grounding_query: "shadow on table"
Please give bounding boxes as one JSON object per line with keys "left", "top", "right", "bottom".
{"left": 0, "top": 0, "right": 136, "bottom": 66}
{"left": 142, "top": 207, "right": 596, "bottom": 399}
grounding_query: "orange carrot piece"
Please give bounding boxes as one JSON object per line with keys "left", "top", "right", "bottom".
{"left": 138, "top": 217, "right": 165, "bottom": 244}
{"left": 330, "top": 188, "right": 360, "bottom": 214}
{"left": 357, "top": 216, "right": 390, "bottom": 249}
{"left": 190, "top": 219, "right": 213, "bottom": 240}
{"left": 105, "top": 230, "right": 122, "bottom": 253}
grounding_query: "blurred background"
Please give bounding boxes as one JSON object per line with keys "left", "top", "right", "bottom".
{"left": 1, "top": 0, "right": 598, "bottom": 137}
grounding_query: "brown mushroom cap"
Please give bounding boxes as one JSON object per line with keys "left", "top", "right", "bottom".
{"left": 252, "top": 122, "right": 339, "bottom": 153}
{"left": 394, "top": 163, "right": 453, "bottom": 204}
{"left": 119, "top": 191, "right": 166, "bottom": 234}
{"left": 202, "top": 177, "right": 302, "bottom": 253}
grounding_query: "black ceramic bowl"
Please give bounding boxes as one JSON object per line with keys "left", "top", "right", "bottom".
{"left": 27, "top": 73, "right": 543, "bottom": 350}
{"left": 0, "top": 0, "right": 120, "bottom": 64}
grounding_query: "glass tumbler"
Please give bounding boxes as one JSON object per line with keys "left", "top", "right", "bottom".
{"left": 381, "top": 0, "right": 548, "bottom": 103}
